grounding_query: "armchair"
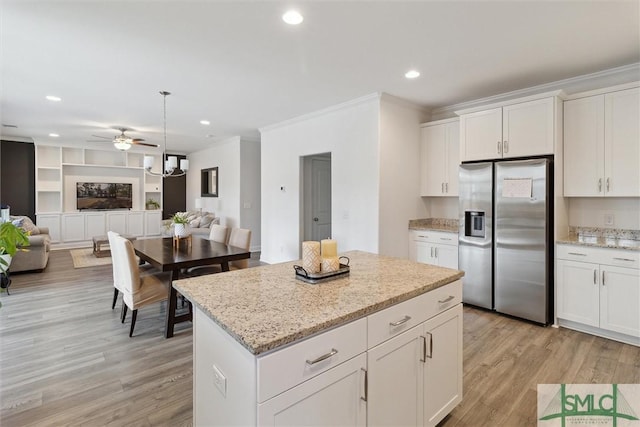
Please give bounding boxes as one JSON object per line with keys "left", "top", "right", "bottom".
{"left": 8, "top": 216, "right": 50, "bottom": 273}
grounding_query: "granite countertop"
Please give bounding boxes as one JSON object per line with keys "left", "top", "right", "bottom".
{"left": 173, "top": 250, "right": 463, "bottom": 355}
{"left": 409, "top": 218, "right": 459, "bottom": 233}
{"left": 557, "top": 227, "right": 640, "bottom": 251}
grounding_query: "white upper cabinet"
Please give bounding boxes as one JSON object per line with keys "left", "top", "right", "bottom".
{"left": 420, "top": 119, "right": 459, "bottom": 196}
{"left": 459, "top": 97, "right": 555, "bottom": 162}
{"left": 564, "top": 87, "right": 639, "bottom": 197}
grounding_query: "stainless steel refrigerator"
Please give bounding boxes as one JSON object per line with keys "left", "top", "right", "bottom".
{"left": 458, "top": 158, "right": 552, "bottom": 325}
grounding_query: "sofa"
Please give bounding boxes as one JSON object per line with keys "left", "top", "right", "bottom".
{"left": 8, "top": 216, "right": 51, "bottom": 273}
{"left": 162, "top": 211, "right": 220, "bottom": 237}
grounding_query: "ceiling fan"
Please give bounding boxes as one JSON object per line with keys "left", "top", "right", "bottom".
{"left": 88, "top": 127, "right": 158, "bottom": 151}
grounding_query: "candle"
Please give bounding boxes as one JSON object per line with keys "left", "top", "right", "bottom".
{"left": 321, "top": 256, "right": 340, "bottom": 273}
{"left": 321, "top": 239, "right": 337, "bottom": 258}
{"left": 302, "top": 241, "right": 321, "bottom": 274}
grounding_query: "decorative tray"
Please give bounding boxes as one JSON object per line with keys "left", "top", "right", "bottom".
{"left": 294, "top": 256, "right": 350, "bottom": 284}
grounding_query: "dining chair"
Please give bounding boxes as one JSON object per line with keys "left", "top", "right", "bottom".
{"left": 111, "top": 233, "right": 172, "bottom": 337}
{"left": 208, "top": 224, "right": 229, "bottom": 244}
{"left": 228, "top": 227, "right": 252, "bottom": 270}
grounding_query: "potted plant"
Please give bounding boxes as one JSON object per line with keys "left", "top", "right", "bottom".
{"left": 146, "top": 198, "right": 160, "bottom": 210}
{"left": 170, "top": 212, "right": 190, "bottom": 238}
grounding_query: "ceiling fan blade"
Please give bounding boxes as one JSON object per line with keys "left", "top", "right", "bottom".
{"left": 91, "top": 134, "right": 112, "bottom": 140}
{"left": 132, "top": 141, "right": 159, "bottom": 148}
{"left": 131, "top": 138, "right": 145, "bottom": 142}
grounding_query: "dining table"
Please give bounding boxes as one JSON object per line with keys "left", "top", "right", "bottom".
{"left": 132, "top": 235, "right": 251, "bottom": 338}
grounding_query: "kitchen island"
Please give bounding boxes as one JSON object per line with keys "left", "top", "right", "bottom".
{"left": 175, "top": 250, "right": 464, "bottom": 427}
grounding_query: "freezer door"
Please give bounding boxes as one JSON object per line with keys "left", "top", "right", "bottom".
{"left": 458, "top": 163, "right": 493, "bottom": 309}
{"left": 494, "top": 159, "right": 550, "bottom": 324}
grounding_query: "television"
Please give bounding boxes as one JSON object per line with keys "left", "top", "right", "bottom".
{"left": 76, "top": 182, "right": 133, "bottom": 210}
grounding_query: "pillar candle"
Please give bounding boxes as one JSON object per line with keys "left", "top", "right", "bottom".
{"left": 302, "top": 241, "right": 321, "bottom": 274}
{"left": 321, "top": 256, "right": 340, "bottom": 273}
{"left": 321, "top": 239, "right": 337, "bottom": 258}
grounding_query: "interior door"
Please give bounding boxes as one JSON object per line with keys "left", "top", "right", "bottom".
{"left": 310, "top": 156, "right": 331, "bottom": 241}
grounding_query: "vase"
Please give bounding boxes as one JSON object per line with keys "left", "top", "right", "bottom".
{"left": 173, "top": 223, "right": 189, "bottom": 238}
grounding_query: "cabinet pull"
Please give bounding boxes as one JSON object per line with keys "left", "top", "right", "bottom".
{"left": 426, "top": 332, "right": 433, "bottom": 359}
{"left": 420, "top": 335, "right": 426, "bottom": 363}
{"left": 439, "top": 237, "right": 452, "bottom": 241}
{"left": 438, "top": 295, "right": 455, "bottom": 304}
{"left": 568, "top": 252, "right": 587, "bottom": 256}
{"left": 602, "top": 271, "right": 606, "bottom": 286}
{"left": 417, "top": 235, "right": 427, "bottom": 238}
{"left": 606, "top": 178, "right": 610, "bottom": 192}
{"left": 613, "top": 257, "right": 635, "bottom": 262}
{"left": 306, "top": 348, "right": 338, "bottom": 365}
{"left": 434, "top": 247, "right": 438, "bottom": 258}
{"left": 503, "top": 140, "right": 508, "bottom": 153}
{"left": 441, "top": 182, "right": 445, "bottom": 193}
{"left": 445, "top": 182, "right": 449, "bottom": 193}
{"left": 593, "top": 269, "right": 597, "bottom": 285}
{"left": 497, "top": 141, "right": 502, "bottom": 154}
{"left": 430, "top": 247, "right": 434, "bottom": 257}
{"left": 360, "top": 368, "right": 368, "bottom": 402}
{"left": 389, "top": 315, "right": 412, "bottom": 327}
{"left": 598, "top": 178, "right": 602, "bottom": 193}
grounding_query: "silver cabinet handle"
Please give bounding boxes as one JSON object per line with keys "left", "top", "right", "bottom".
{"left": 360, "top": 368, "right": 368, "bottom": 402}
{"left": 420, "top": 335, "right": 426, "bottom": 363}
{"left": 441, "top": 182, "right": 445, "bottom": 193}
{"left": 434, "top": 247, "right": 438, "bottom": 258}
{"left": 503, "top": 140, "right": 508, "bottom": 153}
{"left": 497, "top": 141, "right": 502, "bottom": 154}
{"left": 417, "top": 235, "right": 427, "bottom": 238}
{"left": 445, "top": 182, "right": 449, "bottom": 193}
{"left": 440, "top": 237, "right": 452, "bottom": 241}
{"left": 306, "top": 348, "right": 338, "bottom": 365}
{"left": 430, "top": 247, "right": 434, "bottom": 257}
{"left": 426, "top": 332, "right": 433, "bottom": 359}
{"left": 602, "top": 271, "right": 606, "bottom": 286}
{"left": 389, "top": 315, "right": 412, "bottom": 327}
{"left": 568, "top": 252, "right": 587, "bottom": 256}
{"left": 598, "top": 178, "right": 602, "bottom": 193}
{"left": 438, "top": 295, "right": 455, "bottom": 304}
{"left": 613, "top": 257, "right": 635, "bottom": 262}
{"left": 606, "top": 178, "right": 610, "bottom": 192}
{"left": 593, "top": 269, "right": 597, "bottom": 285}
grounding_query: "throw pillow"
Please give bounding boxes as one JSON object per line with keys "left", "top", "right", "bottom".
{"left": 189, "top": 218, "right": 201, "bottom": 228}
{"left": 199, "top": 214, "right": 216, "bottom": 228}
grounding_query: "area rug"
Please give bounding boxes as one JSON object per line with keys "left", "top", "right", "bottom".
{"left": 70, "top": 248, "right": 112, "bottom": 268}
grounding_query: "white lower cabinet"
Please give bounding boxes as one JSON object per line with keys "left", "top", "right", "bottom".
{"left": 409, "top": 230, "right": 458, "bottom": 269}
{"left": 36, "top": 213, "right": 61, "bottom": 242}
{"left": 193, "top": 280, "right": 463, "bottom": 426}
{"left": 144, "top": 211, "right": 162, "bottom": 236}
{"left": 556, "top": 245, "right": 640, "bottom": 345}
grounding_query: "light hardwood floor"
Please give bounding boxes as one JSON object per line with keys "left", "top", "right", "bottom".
{"left": 1, "top": 249, "right": 638, "bottom": 426}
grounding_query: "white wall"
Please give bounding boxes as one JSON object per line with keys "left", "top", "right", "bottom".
{"left": 378, "top": 95, "right": 429, "bottom": 257}
{"left": 260, "top": 94, "right": 380, "bottom": 264}
{"left": 240, "top": 139, "right": 261, "bottom": 251}
{"left": 568, "top": 197, "right": 640, "bottom": 230}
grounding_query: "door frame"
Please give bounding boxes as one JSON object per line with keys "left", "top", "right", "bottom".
{"left": 300, "top": 152, "right": 332, "bottom": 251}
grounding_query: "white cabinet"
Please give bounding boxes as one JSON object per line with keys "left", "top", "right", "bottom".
{"left": 106, "top": 212, "right": 127, "bottom": 234}
{"left": 36, "top": 214, "right": 61, "bottom": 243}
{"left": 409, "top": 230, "right": 458, "bottom": 269}
{"left": 556, "top": 245, "right": 640, "bottom": 345}
{"left": 84, "top": 212, "right": 106, "bottom": 238}
{"left": 145, "top": 211, "right": 163, "bottom": 236}
{"left": 128, "top": 211, "right": 144, "bottom": 236}
{"left": 420, "top": 119, "right": 459, "bottom": 197}
{"left": 61, "top": 213, "right": 85, "bottom": 242}
{"left": 564, "top": 87, "right": 640, "bottom": 197}
{"left": 459, "top": 97, "right": 555, "bottom": 162}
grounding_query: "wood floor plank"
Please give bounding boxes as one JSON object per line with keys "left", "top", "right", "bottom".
{"left": 1, "top": 250, "right": 638, "bottom": 426}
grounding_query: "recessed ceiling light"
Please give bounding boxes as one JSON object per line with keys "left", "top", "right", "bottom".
{"left": 49, "top": 133, "right": 59, "bottom": 137}
{"left": 46, "top": 95, "right": 62, "bottom": 102}
{"left": 282, "top": 10, "right": 303, "bottom": 25}
{"left": 405, "top": 70, "right": 420, "bottom": 79}
{"left": 200, "top": 120, "right": 210, "bottom": 125}
{"left": 206, "top": 134, "right": 216, "bottom": 138}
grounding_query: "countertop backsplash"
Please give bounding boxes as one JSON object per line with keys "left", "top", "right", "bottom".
{"left": 557, "top": 226, "right": 640, "bottom": 250}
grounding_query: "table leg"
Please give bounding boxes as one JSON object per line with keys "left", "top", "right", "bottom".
{"left": 221, "top": 261, "right": 230, "bottom": 272}
{"left": 165, "top": 269, "right": 180, "bottom": 339}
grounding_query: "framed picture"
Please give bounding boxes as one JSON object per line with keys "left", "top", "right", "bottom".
{"left": 201, "top": 167, "right": 218, "bottom": 197}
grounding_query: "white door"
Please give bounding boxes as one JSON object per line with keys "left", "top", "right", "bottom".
{"left": 106, "top": 212, "right": 127, "bottom": 234}
{"left": 145, "top": 211, "right": 162, "bottom": 236}
{"left": 128, "top": 212, "right": 144, "bottom": 236}
{"left": 368, "top": 325, "right": 424, "bottom": 427}
{"left": 459, "top": 107, "right": 502, "bottom": 161}
{"left": 604, "top": 87, "right": 640, "bottom": 197}
{"left": 445, "top": 122, "right": 460, "bottom": 196}
{"left": 311, "top": 157, "right": 331, "bottom": 241}
{"left": 600, "top": 265, "right": 640, "bottom": 337}
{"left": 423, "top": 305, "right": 463, "bottom": 427}
{"left": 556, "top": 260, "right": 600, "bottom": 327}
{"left": 415, "top": 241, "right": 437, "bottom": 266}
{"left": 85, "top": 212, "right": 106, "bottom": 239}
{"left": 563, "top": 95, "right": 605, "bottom": 196}
{"left": 257, "top": 353, "right": 366, "bottom": 426}
{"left": 502, "top": 97, "right": 554, "bottom": 158}
{"left": 434, "top": 244, "right": 458, "bottom": 269}
{"left": 421, "top": 124, "right": 447, "bottom": 196}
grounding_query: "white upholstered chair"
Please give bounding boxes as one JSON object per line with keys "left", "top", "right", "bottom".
{"left": 228, "top": 227, "right": 251, "bottom": 270}
{"left": 208, "top": 224, "right": 229, "bottom": 244}
{"left": 111, "top": 233, "right": 172, "bottom": 337}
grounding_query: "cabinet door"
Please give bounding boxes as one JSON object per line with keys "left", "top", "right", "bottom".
{"left": 423, "top": 304, "right": 463, "bottom": 427}
{"left": 445, "top": 122, "right": 460, "bottom": 196}
{"left": 434, "top": 244, "right": 458, "bottom": 270}
{"left": 128, "top": 212, "right": 144, "bottom": 236}
{"left": 145, "top": 211, "right": 162, "bottom": 236}
{"left": 563, "top": 95, "right": 605, "bottom": 196}
{"left": 36, "top": 214, "right": 61, "bottom": 243}
{"left": 459, "top": 108, "right": 502, "bottom": 162}
{"left": 106, "top": 212, "right": 127, "bottom": 234}
{"left": 415, "top": 241, "right": 437, "bottom": 266}
{"left": 257, "top": 353, "right": 366, "bottom": 427}
{"left": 368, "top": 325, "right": 423, "bottom": 427}
{"left": 556, "top": 260, "right": 599, "bottom": 327}
{"left": 502, "top": 97, "right": 554, "bottom": 158}
{"left": 84, "top": 212, "right": 105, "bottom": 238}
{"left": 421, "top": 124, "right": 447, "bottom": 196}
{"left": 604, "top": 87, "right": 640, "bottom": 197}
{"left": 61, "top": 213, "right": 85, "bottom": 242}
{"left": 600, "top": 265, "right": 640, "bottom": 337}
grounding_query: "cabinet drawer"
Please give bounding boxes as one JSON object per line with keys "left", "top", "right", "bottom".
{"left": 412, "top": 230, "right": 458, "bottom": 246}
{"left": 598, "top": 250, "right": 639, "bottom": 269}
{"left": 368, "top": 280, "right": 462, "bottom": 348}
{"left": 257, "top": 317, "right": 367, "bottom": 403}
{"left": 557, "top": 244, "right": 639, "bottom": 268}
